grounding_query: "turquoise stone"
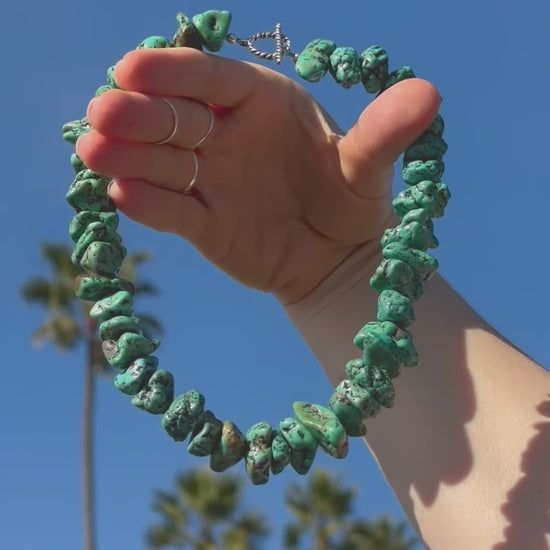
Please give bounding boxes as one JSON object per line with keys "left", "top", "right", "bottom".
{"left": 62, "top": 117, "right": 91, "bottom": 144}
{"left": 66, "top": 173, "right": 114, "bottom": 213}
{"left": 270, "top": 431, "right": 291, "bottom": 474}
{"left": 210, "top": 421, "right": 248, "bottom": 472}
{"left": 69, "top": 211, "right": 119, "bottom": 243}
{"left": 377, "top": 290, "right": 414, "bottom": 326}
{"left": 114, "top": 356, "right": 158, "bottom": 395}
{"left": 381, "top": 67, "right": 416, "bottom": 91}
{"left": 75, "top": 275, "right": 133, "bottom": 302}
{"left": 188, "top": 411, "right": 223, "bottom": 456}
{"left": 137, "top": 36, "right": 171, "bottom": 49}
{"left": 372, "top": 321, "right": 418, "bottom": 368}
{"left": 173, "top": 12, "right": 203, "bottom": 49}
{"left": 360, "top": 45, "right": 388, "bottom": 93}
{"left": 132, "top": 369, "right": 174, "bottom": 414}
{"left": 279, "top": 418, "right": 317, "bottom": 475}
{"left": 345, "top": 360, "right": 396, "bottom": 408}
{"left": 70, "top": 153, "right": 86, "bottom": 174}
{"left": 71, "top": 221, "right": 121, "bottom": 265}
{"left": 334, "top": 380, "right": 381, "bottom": 420}
{"left": 80, "top": 241, "right": 126, "bottom": 277}
{"left": 425, "top": 114, "right": 444, "bottom": 138}
{"left": 370, "top": 258, "right": 424, "bottom": 302}
{"left": 90, "top": 290, "right": 133, "bottom": 322}
{"left": 192, "top": 10, "right": 231, "bottom": 52}
{"left": 404, "top": 135, "right": 448, "bottom": 163}
{"left": 102, "top": 332, "right": 159, "bottom": 370}
{"left": 295, "top": 39, "right": 336, "bottom": 82}
{"left": 345, "top": 359, "right": 370, "bottom": 389}
{"left": 393, "top": 180, "right": 450, "bottom": 219}
{"left": 162, "top": 390, "right": 206, "bottom": 442}
{"left": 95, "top": 85, "right": 112, "bottom": 97}
{"left": 293, "top": 402, "right": 348, "bottom": 459}
{"left": 381, "top": 218, "right": 438, "bottom": 251}
{"left": 99, "top": 315, "right": 142, "bottom": 341}
{"left": 354, "top": 322, "right": 401, "bottom": 378}
{"left": 402, "top": 160, "right": 445, "bottom": 186}
{"left": 329, "top": 47, "right": 362, "bottom": 88}
{"left": 382, "top": 243, "right": 439, "bottom": 282}
{"left": 245, "top": 422, "right": 273, "bottom": 485}
{"left": 328, "top": 388, "right": 367, "bottom": 437}
{"left": 106, "top": 66, "right": 117, "bottom": 88}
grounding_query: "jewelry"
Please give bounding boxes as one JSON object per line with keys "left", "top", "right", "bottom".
{"left": 62, "top": 10, "right": 449, "bottom": 484}
{"left": 191, "top": 102, "right": 215, "bottom": 149}
{"left": 181, "top": 150, "right": 199, "bottom": 194}
{"left": 154, "top": 98, "right": 179, "bottom": 145}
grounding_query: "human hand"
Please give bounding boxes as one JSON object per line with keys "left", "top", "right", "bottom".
{"left": 76, "top": 48, "right": 440, "bottom": 304}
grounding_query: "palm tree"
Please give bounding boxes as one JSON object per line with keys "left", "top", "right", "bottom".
{"left": 146, "top": 468, "right": 270, "bottom": 549}
{"left": 342, "top": 516, "right": 419, "bottom": 550}
{"left": 21, "top": 242, "right": 161, "bottom": 550}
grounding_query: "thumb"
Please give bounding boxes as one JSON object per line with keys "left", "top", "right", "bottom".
{"left": 338, "top": 78, "right": 442, "bottom": 198}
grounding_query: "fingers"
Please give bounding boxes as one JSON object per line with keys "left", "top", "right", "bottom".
{"left": 338, "top": 78, "right": 441, "bottom": 198}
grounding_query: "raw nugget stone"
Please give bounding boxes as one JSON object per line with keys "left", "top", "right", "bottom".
{"left": 381, "top": 66, "right": 416, "bottom": 91}
{"left": 345, "top": 359, "right": 395, "bottom": 408}
{"left": 293, "top": 402, "right": 348, "bottom": 459}
{"left": 360, "top": 45, "right": 388, "bottom": 93}
{"left": 329, "top": 47, "right": 362, "bottom": 88}
{"left": 75, "top": 276, "right": 133, "bottom": 302}
{"left": 279, "top": 417, "right": 317, "bottom": 475}
{"left": 377, "top": 289, "right": 415, "bottom": 327}
{"left": 136, "top": 36, "right": 171, "bottom": 49}
{"left": 162, "top": 390, "right": 206, "bottom": 442}
{"left": 270, "top": 431, "right": 291, "bottom": 474}
{"left": 66, "top": 173, "right": 114, "bottom": 213}
{"left": 192, "top": 10, "right": 231, "bottom": 52}
{"left": 70, "top": 211, "right": 119, "bottom": 243}
{"left": 102, "top": 332, "right": 160, "bottom": 370}
{"left": 210, "top": 421, "right": 247, "bottom": 472}
{"left": 382, "top": 243, "right": 439, "bottom": 282}
{"left": 114, "top": 356, "right": 158, "bottom": 395}
{"left": 106, "top": 66, "right": 118, "bottom": 88}
{"left": 370, "top": 258, "right": 424, "bottom": 302}
{"left": 72, "top": 221, "right": 121, "bottom": 266}
{"left": 188, "top": 410, "right": 223, "bottom": 456}
{"left": 333, "top": 380, "right": 381, "bottom": 420}
{"left": 90, "top": 291, "right": 133, "bottom": 322}
{"left": 368, "top": 320, "right": 418, "bottom": 369}
{"left": 353, "top": 322, "right": 401, "bottom": 378}
{"left": 131, "top": 369, "right": 174, "bottom": 414}
{"left": 99, "top": 315, "right": 142, "bottom": 341}
{"left": 80, "top": 241, "right": 127, "bottom": 278}
{"left": 62, "top": 117, "right": 91, "bottom": 144}
{"left": 402, "top": 160, "right": 445, "bottom": 186}
{"left": 95, "top": 85, "right": 112, "bottom": 97}
{"left": 71, "top": 153, "right": 86, "bottom": 173}
{"left": 404, "top": 135, "right": 448, "bottom": 163}
{"left": 295, "top": 39, "right": 337, "bottom": 82}
{"left": 381, "top": 217, "right": 438, "bottom": 251}
{"left": 245, "top": 422, "right": 273, "bottom": 485}
{"left": 173, "top": 12, "right": 203, "bottom": 49}
{"left": 393, "top": 180, "right": 450, "bottom": 219}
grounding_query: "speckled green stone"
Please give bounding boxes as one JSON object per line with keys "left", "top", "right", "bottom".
{"left": 136, "top": 36, "right": 171, "bottom": 49}
{"left": 69, "top": 211, "right": 119, "bottom": 243}
{"left": 245, "top": 422, "right": 273, "bottom": 485}
{"left": 80, "top": 241, "right": 126, "bottom": 278}
{"left": 402, "top": 160, "right": 445, "bottom": 186}
{"left": 270, "top": 431, "right": 291, "bottom": 474}
{"left": 95, "top": 85, "right": 112, "bottom": 97}
{"left": 72, "top": 221, "right": 121, "bottom": 266}
{"left": 192, "top": 10, "right": 231, "bottom": 52}
{"left": 345, "top": 360, "right": 395, "bottom": 408}
{"left": 114, "top": 356, "right": 158, "bottom": 395}
{"left": 404, "top": 135, "right": 448, "bottom": 163}
{"left": 393, "top": 180, "right": 450, "bottom": 219}
{"left": 334, "top": 380, "right": 381, "bottom": 419}
{"left": 382, "top": 243, "right": 439, "bottom": 282}
{"left": 162, "top": 390, "right": 206, "bottom": 442}
{"left": 132, "top": 369, "right": 174, "bottom": 414}
{"left": 353, "top": 322, "right": 401, "bottom": 378}
{"left": 359, "top": 45, "right": 388, "bottom": 93}
{"left": 381, "top": 66, "right": 416, "bottom": 91}
{"left": 424, "top": 114, "right": 445, "bottom": 138}
{"left": 90, "top": 290, "right": 133, "bottom": 322}
{"left": 381, "top": 217, "right": 438, "bottom": 251}
{"left": 75, "top": 275, "right": 134, "bottom": 302}
{"left": 71, "top": 153, "right": 86, "bottom": 174}
{"left": 102, "top": 332, "right": 159, "bottom": 370}
{"left": 173, "top": 12, "right": 203, "bottom": 49}
{"left": 210, "top": 421, "right": 247, "bottom": 472}
{"left": 370, "top": 321, "right": 418, "bottom": 369}
{"left": 293, "top": 402, "right": 348, "bottom": 459}
{"left": 66, "top": 173, "right": 114, "bottom": 213}
{"left": 377, "top": 290, "right": 414, "bottom": 326}
{"left": 188, "top": 410, "right": 223, "bottom": 456}
{"left": 62, "top": 117, "right": 91, "bottom": 144}
{"left": 99, "top": 315, "right": 141, "bottom": 340}
{"left": 295, "top": 39, "right": 337, "bottom": 82}
{"left": 370, "top": 258, "right": 424, "bottom": 302}
{"left": 329, "top": 47, "right": 361, "bottom": 88}
{"left": 106, "top": 66, "right": 117, "bottom": 88}
{"left": 279, "top": 417, "right": 317, "bottom": 475}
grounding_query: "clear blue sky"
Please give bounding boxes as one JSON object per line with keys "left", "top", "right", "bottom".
{"left": 2, "top": 0, "right": 549, "bottom": 548}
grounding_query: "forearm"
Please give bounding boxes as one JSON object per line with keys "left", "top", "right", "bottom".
{"left": 282, "top": 245, "right": 550, "bottom": 550}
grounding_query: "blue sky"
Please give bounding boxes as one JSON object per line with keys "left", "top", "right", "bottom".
{"left": 2, "top": 0, "right": 549, "bottom": 548}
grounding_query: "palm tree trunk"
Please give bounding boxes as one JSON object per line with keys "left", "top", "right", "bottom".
{"left": 83, "top": 319, "right": 96, "bottom": 550}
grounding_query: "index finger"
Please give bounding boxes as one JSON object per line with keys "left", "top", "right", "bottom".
{"left": 114, "top": 48, "right": 259, "bottom": 107}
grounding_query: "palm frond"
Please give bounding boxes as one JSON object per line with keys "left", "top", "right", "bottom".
{"left": 31, "top": 315, "right": 82, "bottom": 351}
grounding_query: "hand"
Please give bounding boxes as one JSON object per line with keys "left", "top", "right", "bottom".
{"left": 76, "top": 48, "right": 440, "bottom": 304}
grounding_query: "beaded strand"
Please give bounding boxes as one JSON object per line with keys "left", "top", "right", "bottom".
{"left": 62, "top": 10, "right": 450, "bottom": 485}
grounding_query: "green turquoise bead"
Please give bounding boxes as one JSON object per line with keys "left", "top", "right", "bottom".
{"left": 95, "top": 85, "right": 112, "bottom": 97}
{"left": 210, "top": 421, "right": 248, "bottom": 472}
{"left": 62, "top": 117, "right": 91, "bottom": 144}
{"left": 99, "top": 315, "right": 142, "bottom": 341}
{"left": 90, "top": 290, "right": 133, "bottom": 322}
{"left": 328, "top": 389, "right": 366, "bottom": 437}
{"left": 132, "top": 369, "right": 174, "bottom": 414}
{"left": 292, "top": 402, "right": 348, "bottom": 459}
{"left": 70, "top": 153, "right": 86, "bottom": 173}
{"left": 329, "top": 47, "right": 362, "bottom": 88}
{"left": 192, "top": 10, "right": 231, "bottom": 52}
{"left": 424, "top": 114, "right": 444, "bottom": 138}
{"left": 359, "top": 45, "right": 389, "bottom": 93}
{"left": 371, "top": 321, "right": 418, "bottom": 368}
{"left": 187, "top": 410, "right": 223, "bottom": 456}
{"left": 381, "top": 66, "right": 416, "bottom": 91}
{"left": 393, "top": 180, "right": 450, "bottom": 219}
{"left": 354, "top": 322, "right": 401, "bottom": 378}
{"left": 75, "top": 275, "right": 134, "bottom": 302}
{"left": 66, "top": 173, "right": 114, "bottom": 213}
{"left": 381, "top": 218, "right": 438, "bottom": 251}
{"left": 102, "top": 332, "right": 160, "bottom": 370}
{"left": 270, "top": 431, "right": 291, "bottom": 474}
{"left": 173, "top": 12, "right": 203, "bottom": 49}
{"left": 345, "top": 360, "right": 395, "bottom": 408}
{"left": 404, "top": 135, "right": 448, "bottom": 163}
{"left": 295, "top": 39, "right": 336, "bottom": 82}
{"left": 382, "top": 243, "right": 439, "bottom": 282}
{"left": 370, "top": 258, "right": 424, "bottom": 302}
{"left": 402, "top": 160, "right": 445, "bottom": 186}
{"left": 345, "top": 359, "right": 370, "bottom": 389}
{"left": 377, "top": 290, "right": 415, "bottom": 326}
{"left": 114, "top": 356, "right": 158, "bottom": 395}
{"left": 334, "top": 379, "right": 381, "bottom": 420}
{"left": 162, "top": 390, "right": 206, "bottom": 442}
{"left": 69, "top": 211, "right": 119, "bottom": 243}
{"left": 245, "top": 422, "right": 273, "bottom": 485}
{"left": 106, "top": 66, "right": 117, "bottom": 88}
{"left": 80, "top": 241, "right": 126, "bottom": 277}
{"left": 71, "top": 221, "right": 121, "bottom": 265}
{"left": 136, "top": 36, "right": 171, "bottom": 49}
{"left": 279, "top": 418, "right": 317, "bottom": 475}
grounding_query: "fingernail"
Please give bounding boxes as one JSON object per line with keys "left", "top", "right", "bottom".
{"left": 107, "top": 179, "right": 117, "bottom": 196}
